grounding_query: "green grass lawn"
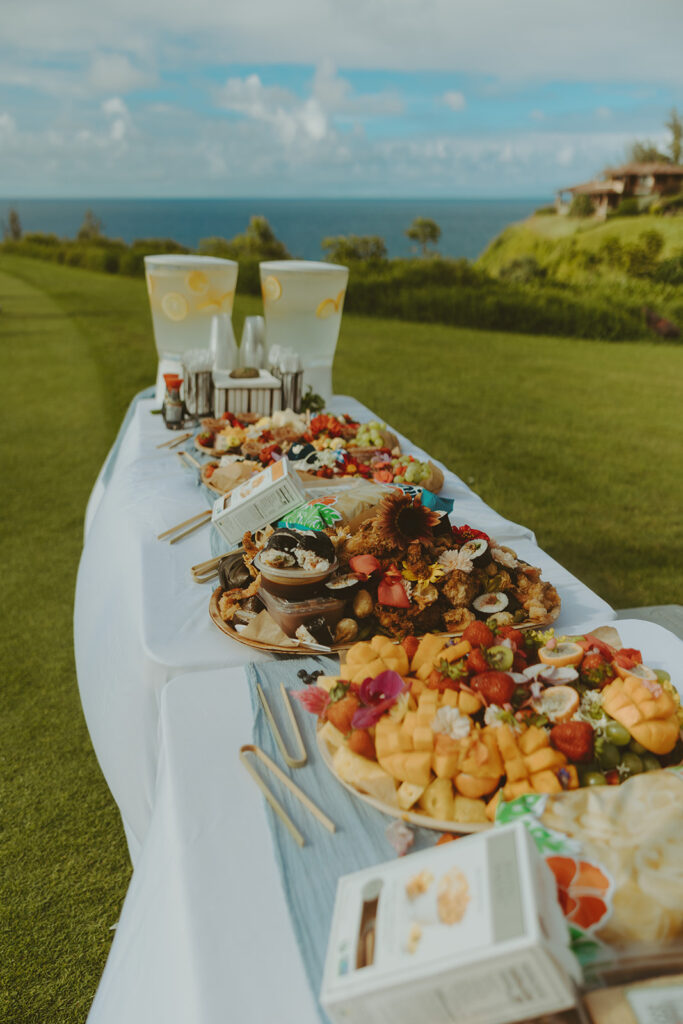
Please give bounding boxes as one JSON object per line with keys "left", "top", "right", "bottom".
{"left": 1, "top": 254, "right": 682, "bottom": 1022}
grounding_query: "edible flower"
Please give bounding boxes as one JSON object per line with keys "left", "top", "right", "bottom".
{"left": 290, "top": 686, "right": 329, "bottom": 717}
{"left": 377, "top": 565, "right": 411, "bottom": 608}
{"left": 352, "top": 670, "right": 407, "bottom": 729}
{"left": 349, "top": 554, "right": 381, "bottom": 580}
{"left": 401, "top": 561, "right": 445, "bottom": 585}
{"left": 452, "top": 524, "right": 490, "bottom": 545}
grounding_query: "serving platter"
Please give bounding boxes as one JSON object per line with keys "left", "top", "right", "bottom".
{"left": 316, "top": 729, "right": 489, "bottom": 834}
{"left": 312, "top": 619, "right": 683, "bottom": 834}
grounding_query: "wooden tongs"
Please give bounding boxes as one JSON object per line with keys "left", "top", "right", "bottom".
{"left": 157, "top": 508, "right": 212, "bottom": 544}
{"left": 239, "top": 745, "right": 335, "bottom": 848}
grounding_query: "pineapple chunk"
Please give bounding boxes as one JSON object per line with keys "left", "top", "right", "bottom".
{"left": 413, "top": 726, "right": 435, "bottom": 752}
{"left": 419, "top": 777, "right": 454, "bottom": 821}
{"left": 378, "top": 750, "right": 432, "bottom": 787}
{"left": 397, "top": 781, "right": 426, "bottom": 811}
{"left": 318, "top": 720, "right": 346, "bottom": 750}
{"left": 332, "top": 746, "right": 398, "bottom": 806}
{"left": 452, "top": 795, "right": 488, "bottom": 824}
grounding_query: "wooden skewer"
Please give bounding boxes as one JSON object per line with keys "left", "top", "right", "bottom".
{"left": 257, "top": 683, "right": 308, "bottom": 768}
{"left": 176, "top": 450, "right": 201, "bottom": 469}
{"left": 169, "top": 513, "right": 211, "bottom": 545}
{"left": 156, "top": 431, "right": 191, "bottom": 449}
{"left": 240, "top": 747, "right": 304, "bottom": 847}
{"left": 157, "top": 508, "right": 212, "bottom": 540}
{"left": 240, "top": 744, "right": 336, "bottom": 842}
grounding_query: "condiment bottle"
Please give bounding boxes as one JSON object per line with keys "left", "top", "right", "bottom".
{"left": 162, "top": 375, "right": 185, "bottom": 430}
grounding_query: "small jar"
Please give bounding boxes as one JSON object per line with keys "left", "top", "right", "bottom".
{"left": 162, "top": 375, "right": 185, "bottom": 430}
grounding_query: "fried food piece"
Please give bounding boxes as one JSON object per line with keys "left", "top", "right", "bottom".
{"left": 442, "top": 607, "right": 476, "bottom": 633}
{"left": 441, "top": 570, "right": 479, "bottom": 608}
{"left": 218, "top": 573, "right": 262, "bottom": 621}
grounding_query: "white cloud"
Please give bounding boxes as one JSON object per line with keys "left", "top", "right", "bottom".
{"left": 2, "top": 0, "right": 682, "bottom": 84}
{"left": 443, "top": 91, "right": 466, "bottom": 111}
{"left": 102, "top": 97, "right": 128, "bottom": 118}
{"left": 530, "top": 109, "right": 545, "bottom": 121}
{"left": 556, "top": 144, "right": 575, "bottom": 165}
{"left": 88, "top": 53, "right": 154, "bottom": 93}
{"left": 0, "top": 112, "right": 16, "bottom": 137}
{"left": 595, "top": 106, "right": 612, "bottom": 119}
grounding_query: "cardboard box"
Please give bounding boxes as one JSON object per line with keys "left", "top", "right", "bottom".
{"left": 211, "top": 458, "right": 306, "bottom": 547}
{"left": 583, "top": 973, "right": 683, "bottom": 1024}
{"left": 320, "top": 823, "right": 582, "bottom": 1024}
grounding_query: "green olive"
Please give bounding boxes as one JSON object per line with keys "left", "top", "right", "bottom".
{"left": 583, "top": 771, "right": 607, "bottom": 787}
{"left": 620, "top": 752, "right": 644, "bottom": 776}
{"left": 604, "top": 720, "right": 631, "bottom": 746}
{"left": 597, "top": 741, "right": 621, "bottom": 770}
{"left": 642, "top": 754, "right": 662, "bottom": 772}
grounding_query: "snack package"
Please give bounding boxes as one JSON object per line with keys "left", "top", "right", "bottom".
{"left": 278, "top": 479, "right": 453, "bottom": 532}
{"left": 494, "top": 766, "right": 683, "bottom": 978}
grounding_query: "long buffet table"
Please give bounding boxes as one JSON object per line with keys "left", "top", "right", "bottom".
{"left": 75, "top": 392, "right": 617, "bottom": 1022}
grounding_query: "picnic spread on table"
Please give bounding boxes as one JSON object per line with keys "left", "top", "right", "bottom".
{"left": 75, "top": 256, "right": 683, "bottom": 1024}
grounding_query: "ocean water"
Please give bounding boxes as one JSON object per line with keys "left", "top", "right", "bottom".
{"left": 1, "top": 198, "right": 546, "bottom": 261}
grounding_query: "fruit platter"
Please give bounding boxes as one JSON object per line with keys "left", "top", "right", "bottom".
{"left": 209, "top": 490, "right": 561, "bottom": 652}
{"left": 193, "top": 409, "right": 444, "bottom": 495}
{"left": 293, "top": 623, "right": 683, "bottom": 832}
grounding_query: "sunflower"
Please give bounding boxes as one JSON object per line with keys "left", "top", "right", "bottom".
{"left": 375, "top": 493, "right": 441, "bottom": 549}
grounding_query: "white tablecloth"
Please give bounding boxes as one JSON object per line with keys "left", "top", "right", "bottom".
{"left": 88, "top": 618, "right": 677, "bottom": 1024}
{"left": 74, "top": 394, "right": 614, "bottom": 861}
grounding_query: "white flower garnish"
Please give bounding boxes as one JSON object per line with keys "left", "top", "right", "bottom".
{"left": 431, "top": 706, "right": 471, "bottom": 740}
{"left": 491, "top": 546, "right": 518, "bottom": 568}
{"left": 438, "top": 548, "right": 475, "bottom": 574}
{"left": 484, "top": 705, "right": 522, "bottom": 731}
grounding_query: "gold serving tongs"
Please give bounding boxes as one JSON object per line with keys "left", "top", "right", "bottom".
{"left": 239, "top": 744, "right": 336, "bottom": 848}
{"left": 191, "top": 554, "right": 223, "bottom": 584}
{"left": 156, "top": 431, "right": 192, "bottom": 450}
{"left": 256, "top": 682, "right": 308, "bottom": 768}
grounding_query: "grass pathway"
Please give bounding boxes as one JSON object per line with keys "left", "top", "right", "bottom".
{"left": 1, "top": 254, "right": 682, "bottom": 1021}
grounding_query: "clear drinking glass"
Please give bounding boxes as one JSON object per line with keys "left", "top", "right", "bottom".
{"left": 144, "top": 254, "right": 238, "bottom": 400}
{"left": 240, "top": 315, "right": 265, "bottom": 369}
{"left": 259, "top": 260, "right": 349, "bottom": 402}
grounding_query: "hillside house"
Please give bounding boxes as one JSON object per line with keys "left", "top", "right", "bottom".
{"left": 556, "top": 162, "right": 683, "bottom": 217}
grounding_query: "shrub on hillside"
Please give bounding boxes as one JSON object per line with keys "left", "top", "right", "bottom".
{"left": 654, "top": 253, "right": 683, "bottom": 285}
{"left": 651, "top": 192, "right": 683, "bottom": 215}
{"left": 614, "top": 197, "right": 640, "bottom": 217}
{"left": 534, "top": 206, "right": 557, "bottom": 216}
{"left": 322, "top": 234, "right": 387, "bottom": 264}
{"left": 498, "top": 256, "right": 547, "bottom": 283}
{"left": 569, "top": 194, "right": 594, "bottom": 218}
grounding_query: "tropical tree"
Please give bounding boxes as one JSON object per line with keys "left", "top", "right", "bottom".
{"left": 2, "top": 207, "right": 22, "bottom": 241}
{"left": 627, "top": 140, "right": 670, "bottom": 164}
{"left": 322, "top": 234, "right": 387, "bottom": 263}
{"left": 406, "top": 217, "right": 441, "bottom": 257}
{"left": 665, "top": 107, "right": 682, "bottom": 164}
{"left": 77, "top": 209, "right": 103, "bottom": 240}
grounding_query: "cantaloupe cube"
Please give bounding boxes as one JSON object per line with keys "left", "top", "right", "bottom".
{"left": 504, "top": 756, "right": 528, "bottom": 782}
{"left": 413, "top": 727, "right": 435, "bottom": 752}
{"left": 458, "top": 691, "right": 482, "bottom": 715}
{"left": 397, "top": 781, "right": 425, "bottom": 810}
{"left": 419, "top": 777, "right": 454, "bottom": 820}
{"left": 531, "top": 770, "right": 563, "bottom": 794}
{"left": 452, "top": 795, "right": 488, "bottom": 823}
{"left": 524, "top": 748, "right": 566, "bottom": 774}
{"left": 440, "top": 690, "right": 459, "bottom": 708}
{"left": 486, "top": 790, "right": 501, "bottom": 821}
{"left": 432, "top": 734, "right": 461, "bottom": 779}
{"left": 412, "top": 634, "right": 449, "bottom": 677}
{"left": 503, "top": 780, "right": 534, "bottom": 800}
{"left": 375, "top": 719, "right": 403, "bottom": 759}
{"left": 440, "top": 640, "right": 471, "bottom": 663}
{"left": 495, "top": 725, "right": 521, "bottom": 761}
{"left": 378, "top": 750, "right": 433, "bottom": 787}
{"left": 518, "top": 726, "right": 548, "bottom": 756}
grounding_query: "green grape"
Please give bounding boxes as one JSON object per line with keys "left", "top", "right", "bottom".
{"left": 604, "top": 721, "right": 631, "bottom": 746}
{"left": 620, "top": 752, "right": 644, "bottom": 776}
{"left": 642, "top": 754, "right": 661, "bottom": 772}
{"left": 584, "top": 772, "right": 607, "bottom": 787}
{"left": 629, "top": 740, "right": 648, "bottom": 755}
{"left": 655, "top": 669, "right": 671, "bottom": 684}
{"left": 597, "top": 741, "right": 621, "bottom": 770}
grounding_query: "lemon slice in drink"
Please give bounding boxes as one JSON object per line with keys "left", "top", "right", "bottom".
{"left": 262, "top": 275, "right": 282, "bottom": 302}
{"left": 186, "top": 270, "right": 209, "bottom": 294}
{"left": 219, "top": 290, "right": 235, "bottom": 313}
{"left": 316, "top": 297, "right": 337, "bottom": 319}
{"left": 161, "top": 292, "right": 189, "bottom": 322}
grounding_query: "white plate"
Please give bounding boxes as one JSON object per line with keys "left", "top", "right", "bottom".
{"left": 316, "top": 617, "right": 683, "bottom": 833}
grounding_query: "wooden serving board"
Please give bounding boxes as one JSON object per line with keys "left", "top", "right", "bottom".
{"left": 316, "top": 731, "right": 489, "bottom": 834}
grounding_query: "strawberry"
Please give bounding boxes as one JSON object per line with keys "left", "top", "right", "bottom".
{"left": 326, "top": 694, "right": 360, "bottom": 734}
{"left": 466, "top": 648, "right": 490, "bottom": 675}
{"left": 512, "top": 650, "right": 528, "bottom": 673}
{"left": 348, "top": 728, "right": 376, "bottom": 760}
{"left": 550, "top": 722, "right": 594, "bottom": 763}
{"left": 401, "top": 635, "right": 420, "bottom": 663}
{"left": 470, "top": 671, "right": 515, "bottom": 705}
{"left": 496, "top": 625, "right": 525, "bottom": 649}
{"left": 427, "top": 669, "right": 459, "bottom": 692}
{"left": 462, "top": 621, "right": 495, "bottom": 649}
{"left": 604, "top": 770, "right": 620, "bottom": 786}
{"left": 580, "top": 653, "right": 615, "bottom": 689}
{"left": 614, "top": 648, "right": 643, "bottom": 671}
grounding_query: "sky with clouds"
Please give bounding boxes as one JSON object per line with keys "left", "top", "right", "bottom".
{"left": 1, "top": 0, "right": 681, "bottom": 198}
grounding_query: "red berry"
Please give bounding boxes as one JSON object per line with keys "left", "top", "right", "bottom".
{"left": 462, "top": 621, "right": 495, "bottom": 648}
{"left": 470, "top": 671, "right": 515, "bottom": 705}
{"left": 550, "top": 722, "right": 594, "bottom": 763}
{"left": 401, "top": 636, "right": 420, "bottom": 663}
{"left": 427, "top": 669, "right": 459, "bottom": 692}
{"left": 326, "top": 694, "right": 360, "bottom": 734}
{"left": 496, "top": 626, "right": 525, "bottom": 649}
{"left": 348, "top": 728, "right": 376, "bottom": 760}
{"left": 466, "top": 649, "right": 490, "bottom": 675}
